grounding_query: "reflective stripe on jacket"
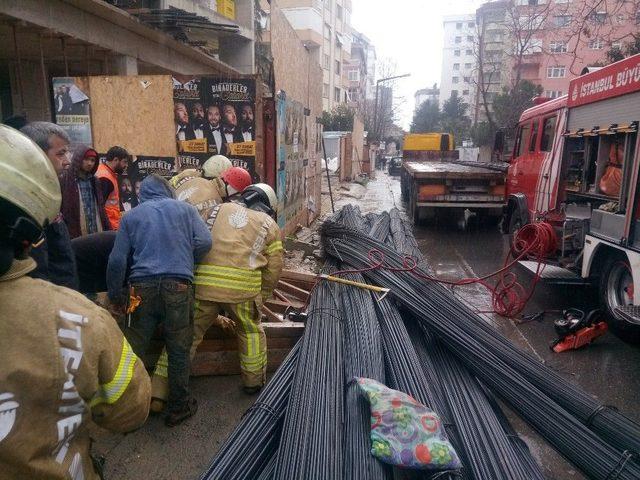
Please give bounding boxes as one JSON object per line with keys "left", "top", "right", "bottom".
{"left": 195, "top": 203, "right": 284, "bottom": 304}
{"left": 0, "top": 258, "right": 150, "bottom": 480}
{"left": 96, "top": 163, "right": 121, "bottom": 230}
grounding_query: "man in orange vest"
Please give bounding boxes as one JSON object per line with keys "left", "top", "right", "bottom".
{"left": 96, "top": 146, "right": 129, "bottom": 230}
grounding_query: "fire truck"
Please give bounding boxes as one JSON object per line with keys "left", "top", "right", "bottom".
{"left": 502, "top": 53, "right": 640, "bottom": 343}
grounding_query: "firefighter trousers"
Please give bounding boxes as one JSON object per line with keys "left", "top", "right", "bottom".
{"left": 151, "top": 297, "right": 267, "bottom": 400}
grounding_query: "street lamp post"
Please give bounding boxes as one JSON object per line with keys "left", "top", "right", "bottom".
{"left": 373, "top": 73, "right": 411, "bottom": 143}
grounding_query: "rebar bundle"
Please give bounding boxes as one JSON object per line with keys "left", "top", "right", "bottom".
{"left": 321, "top": 217, "right": 640, "bottom": 479}
{"left": 273, "top": 276, "right": 345, "bottom": 479}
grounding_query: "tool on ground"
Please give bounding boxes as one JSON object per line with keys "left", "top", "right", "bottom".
{"left": 284, "top": 306, "right": 308, "bottom": 323}
{"left": 551, "top": 308, "right": 608, "bottom": 353}
{"left": 318, "top": 274, "right": 390, "bottom": 300}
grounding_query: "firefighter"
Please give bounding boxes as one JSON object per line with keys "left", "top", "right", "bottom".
{"left": 150, "top": 183, "right": 282, "bottom": 407}
{"left": 0, "top": 125, "right": 151, "bottom": 479}
{"left": 170, "top": 154, "right": 232, "bottom": 217}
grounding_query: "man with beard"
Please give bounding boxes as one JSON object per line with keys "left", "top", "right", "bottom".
{"left": 240, "top": 104, "right": 254, "bottom": 142}
{"left": 222, "top": 104, "right": 244, "bottom": 154}
{"left": 60, "top": 145, "right": 110, "bottom": 239}
{"left": 190, "top": 102, "right": 205, "bottom": 139}
{"left": 204, "top": 105, "right": 226, "bottom": 155}
{"left": 96, "top": 146, "right": 129, "bottom": 230}
{"left": 175, "top": 102, "right": 195, "bottom": 142}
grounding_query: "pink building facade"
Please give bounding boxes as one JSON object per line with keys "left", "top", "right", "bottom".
{"left": 513, "top": 0, "right": 638, "bottom": 99}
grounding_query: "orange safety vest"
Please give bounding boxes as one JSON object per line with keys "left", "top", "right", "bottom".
{"left": 96, "top": 163, "right": 121, "bottom": 230}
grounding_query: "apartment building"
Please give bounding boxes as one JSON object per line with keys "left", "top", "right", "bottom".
{"left": 345, "top": 30, "right": 376, "bottom": 106}
{"left": 279, "top": 0, "right": 353, "bottom": 111}
{"left": 415, "top": 85, "right": 440, "bottom": 110}
{"left": 440, "top": 14, "right": 477, "bottom": 113}
{"left": 512, "top": 0, "right": 639, "bottom": 99}
{"left": 473, "top": 1, "right": 509, "bottom": 123}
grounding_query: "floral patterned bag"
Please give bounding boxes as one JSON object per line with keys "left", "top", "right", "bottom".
{"left": 355, "top": 377, "right": 462, "bottom": 471}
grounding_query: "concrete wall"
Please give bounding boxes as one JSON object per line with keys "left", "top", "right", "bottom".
{"left": 271, "top": 1, "right": 323, "bottom": 234}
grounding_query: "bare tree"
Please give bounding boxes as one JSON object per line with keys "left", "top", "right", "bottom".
{"left": 364, "top": 57, "right": 406, "bottom": 142}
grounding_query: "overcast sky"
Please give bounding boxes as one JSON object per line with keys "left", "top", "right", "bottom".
{"left": 351, "top": 0, "right": 485, "bottom": 130}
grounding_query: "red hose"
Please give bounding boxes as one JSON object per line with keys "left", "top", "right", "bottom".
{"left": 332, "top": 222, "right": 558, "bottom": 318}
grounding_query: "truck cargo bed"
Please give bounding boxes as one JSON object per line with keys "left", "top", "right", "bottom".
{"left": 404, "top": 161, "right": 507, "bottom": 180}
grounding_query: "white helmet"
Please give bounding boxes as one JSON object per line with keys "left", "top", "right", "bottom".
{"left": 243, "top": 183, "right": 278, "bottom": 214}
{"left": 202, "top": 154, "right": 232, "bottom": 179}
{"left": 0, "top": 125, "right": 61, "bottom": 229}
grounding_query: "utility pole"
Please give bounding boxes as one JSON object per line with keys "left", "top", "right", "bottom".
{"left": 373, "top": 73, "right": 410, "bottom": 142}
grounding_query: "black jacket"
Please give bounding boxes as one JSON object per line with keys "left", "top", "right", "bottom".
{"left": 30, "top": 218, "right": 79, "bottom": 290}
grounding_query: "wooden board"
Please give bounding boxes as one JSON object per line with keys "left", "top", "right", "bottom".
{"left": 87, "top": 75, "right": 176, "bottom": 157}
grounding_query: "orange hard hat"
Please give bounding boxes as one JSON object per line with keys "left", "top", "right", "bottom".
{"left": 220, "top": 166, "right": 252, "bottom": 193}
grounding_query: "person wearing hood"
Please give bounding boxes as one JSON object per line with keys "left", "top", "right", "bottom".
{"left": 106, "top": 174, "right": 211, "bottom": 427}
{"left": 60, "top": 145, "right": 110, "bottom": 239}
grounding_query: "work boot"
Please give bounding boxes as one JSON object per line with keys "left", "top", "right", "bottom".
{"left": 165, "top": 397, "right": 198, "bottom": 427}
{"left": 150, "top": 398, "right": 166, "bottom": 415}
{"left": 243, "top": 385, "right": 263, "bottom": 395}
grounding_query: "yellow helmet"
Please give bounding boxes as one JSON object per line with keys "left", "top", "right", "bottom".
{"left": 0, "top": 125, "right": 61, "bottom": 228}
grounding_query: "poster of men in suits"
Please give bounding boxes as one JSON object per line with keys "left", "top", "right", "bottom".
{"left": 172, "top": 76, "right": 256, "bottom": 178}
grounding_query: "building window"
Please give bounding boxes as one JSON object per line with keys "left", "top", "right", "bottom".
{"left": 453, "top": 63, "right": 460, "bottom": 70}
{"left": 335, "top": 60, "right": 341, "bottom": 75}
{"left": 348, "top": 88, "right": 358, "bottom": 102}
{"left": 468, "top": 22, "right": 474, "bottom": 28}
{"left": 544, "top": 90, "right": 563, "bottom": 98}
{"left": 555, "top": 0, "right": 568, "bottom": 3}
{"left": 588, "top": 38, "right": 604, "bottom": 50}
{"left": 463, "top": 89, "right": 470, "bottom": 95}
{"left": 348, "top": 69, "right": 359, "bottom": 82}
{"left": 549, "top": 41, "right": 568, "bottom": 53}
{"left": 547, "top": 66, "right": 566, "bottom": 78}
{"left": 523, "top": 38, "right": 543, "bottom": 54}
{"left": 612, "top": 41, "right": 623, "bottom": 49}
{"left": 455, "top": 36, "right": 461, "bottom": 43}
{"left": 456, "top": 22, "right": 462, "bottom": 29}
{"left": 324, "top": 23, "right": 331, "bottom": 39}
{"left": 466, "top": 49, "right": 473, "bottom": 55}
{"left": 336, "top": 4, "right": 343, "bottom": 20}
{"left": 590, "top": 11, "right": 607, "bottom": 24}
{"left": 463, "top": 76, "right": 471, "bottom": 83}
{"left": 452, "top": 76, "right": 460, "bottom": 84}
{"left": 451, "top": 90, "right": 459, "bottom": 96}
{"left": 464, "top": 62, "right": 472, "bottom": 69}
{"left": 323, "top": 83, "right": 329, "bottom": 98}
{"left": 467, "top": 35, "right": 474, "bottom": 42}
{"left": 554, "top": 15, "right": 572, "bottom": 27}
{"left": 454, "top": 49, "right": 461, "bottom": 56}
{"left": 334, "top": 87, "right": 341, "bottom": 103}
{"left": 323, "top": 54, "right": 330, "bottom": 69}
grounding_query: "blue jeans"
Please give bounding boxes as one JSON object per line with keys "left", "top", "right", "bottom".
{"left": 124, "top": 277, "right": 193, "bottom": 413}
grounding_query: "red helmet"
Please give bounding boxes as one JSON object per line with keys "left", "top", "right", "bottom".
{"left": 220, "top": 167, "right": 252, "bottom": 194}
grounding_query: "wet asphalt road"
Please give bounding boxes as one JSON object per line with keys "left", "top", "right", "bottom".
{"left": 370, "top": 169, "right": 640, "bottom": 479}
{"left": 97, "top": 170, "right": 640, "bottom": 479}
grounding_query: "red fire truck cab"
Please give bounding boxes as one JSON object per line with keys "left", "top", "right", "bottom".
{"left": 504, "top": 53, "right": 640, "bottom": 343}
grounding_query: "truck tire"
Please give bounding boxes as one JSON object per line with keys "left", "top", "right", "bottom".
{"left": 599, "top": 255, "right": 640, "bottom": 344}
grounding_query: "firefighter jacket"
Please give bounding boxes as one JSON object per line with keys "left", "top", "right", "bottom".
{"left": 194, "top": 203, "right": 284, "bottom": 304}
{"left": 0, "top": 257, "right": 151, "bottom": 480}
{"left": 96, "top": 163, "right": 121, "bottom": 230}
{"left": 171, "top": 171, "right": 223, "bottom": 218}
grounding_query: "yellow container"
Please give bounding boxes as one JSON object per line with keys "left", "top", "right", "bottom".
{"left": 217, "top": 0, "right": 235, "bottom": 19}
{"left": 403, "top": 133, "right": 454, "bottom": 151}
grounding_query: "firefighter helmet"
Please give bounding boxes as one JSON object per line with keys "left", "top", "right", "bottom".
{"left": 202, "top": 155, "right": 232, "bottom": 179}
{"left": 0, "top": 125, "right": 61, "bottom": 229}
{"left": 220, "top": 167, "right": 252, "bottom": 195}
{"left": 243, "top": 183, "right": 278, "bottom": 214}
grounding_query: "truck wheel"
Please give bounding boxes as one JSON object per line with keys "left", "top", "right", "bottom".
{"left": 599, "top": 255, "right": 640, "bottom": 344}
